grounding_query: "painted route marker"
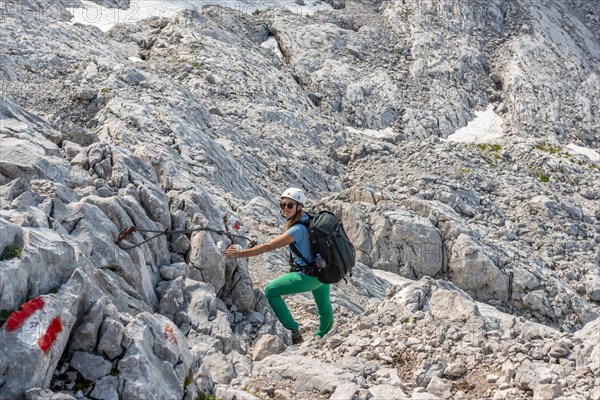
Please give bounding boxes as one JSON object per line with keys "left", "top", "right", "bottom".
{"left": 4, "top": 296, "right": 63, "bottom": 354}
{"left": 5, "top": 297, "right": 45, "bottom": 332}
{"left": 164, "top": 323, "right": 178, "bottom": 347}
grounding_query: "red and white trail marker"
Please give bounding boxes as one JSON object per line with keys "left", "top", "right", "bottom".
{"left": 4, "top": 296, "right": 63, "bottom": 354}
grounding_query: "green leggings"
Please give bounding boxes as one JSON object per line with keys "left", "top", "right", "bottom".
{"left": 264, "top": 272, "right": 333, "bottom": 337}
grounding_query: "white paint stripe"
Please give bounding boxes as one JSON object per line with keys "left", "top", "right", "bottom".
{"left": 15, "top": 309, "right": 54, "bottom": 347}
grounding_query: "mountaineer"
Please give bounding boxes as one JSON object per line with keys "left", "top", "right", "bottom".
{"left": 225, "top": 188, "right": 333, "bottom": 344}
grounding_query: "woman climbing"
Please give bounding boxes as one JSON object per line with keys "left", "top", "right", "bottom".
{"left": 224, "top": 188, "right": 334, "bottom": 344}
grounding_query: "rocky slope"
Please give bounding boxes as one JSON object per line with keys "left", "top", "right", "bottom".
{"left": 0, "top": 0, "right": 599, "bottom": 399}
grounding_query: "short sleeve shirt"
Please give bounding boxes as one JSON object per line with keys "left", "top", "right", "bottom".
{"left": 287, "top": 214, "right": 313, "bottom": 266}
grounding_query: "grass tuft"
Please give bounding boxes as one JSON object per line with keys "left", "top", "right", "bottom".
{"left": 534, "top": 142, "right": 562, "bottom": 154}
{"left": 0, "top": 245, "right": 22, "bottom": 261}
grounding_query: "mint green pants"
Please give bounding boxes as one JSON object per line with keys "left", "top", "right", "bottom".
{"left": 264, "top": 272, "right": 333, "bottom": 337}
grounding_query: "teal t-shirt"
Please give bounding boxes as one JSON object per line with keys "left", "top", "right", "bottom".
{"left": 287, "top": 214, "right": 313, "bottom": 267}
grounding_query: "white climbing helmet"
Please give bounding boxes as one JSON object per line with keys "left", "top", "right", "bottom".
{"left": 281, "top": 187, "right": 306, "bottom": 206}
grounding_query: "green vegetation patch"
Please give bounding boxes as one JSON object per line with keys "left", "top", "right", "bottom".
{"left": 196, "top": 394, "right": 219, "bottom": 400}
{"left": 476, "top": 143, "right": 504, "bottom": 166}
{"left": 0, "top": 245, "right": 22, "bottom": 261}
{"left": 190, "top": 43, "right": 204, "bottom": 52}
{"left": 0, "top": 309, "right": 12, "bottom": 328}
{"left": 481, "top": 155, "right": 497, "bottom": 167}
{"left": 110, "top": 365, "right": 120, "bottom": 377}
{"left": 534, "top": 142, "right": 562, "bottom": 154}
{"left": 74, "top": 374, "right": 93, "bottom": 391}
{"left": 184, "top": 376, "right": 193, "bottom": 391}
{"left": 477, "top": 143, "right": 502, "bottom": 152}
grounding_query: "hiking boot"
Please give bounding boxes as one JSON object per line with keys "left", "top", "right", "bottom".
{"left": 291, "top": 329, "right": 303, "bottom": 344}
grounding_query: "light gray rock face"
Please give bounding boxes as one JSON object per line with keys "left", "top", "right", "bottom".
{"left": 118, "top": 312, "right": 193, "bottom": 400}
{"left": 24, "top": 389, "right": 78, "bottom": 400}
{"left": 70, "top": 351, "right": 112, "bottom": 382}
{"left": 254, "top": 353, "right": 358, "bottom": 394}
{"left": 90, "top": 376, "right": 119, "bottom": 400}
{"left": 427, "top": 376, "right": 452, "bottom": 399}
{"left": 429, "top": 287, "right": 481, "bottom": 322}
{"left": 214, "top": 385, "right": 261, "bottom": 400}
{"left": 158, "top": 276, "right": 186, "bottom": 317}
{"left": 187, "top": 231, "right": 255, "bottom": 311}
{"left": 1, "top": 0, "right": 599, "bottom": 399}
{"left": 330, "top": 383, "right": 359, "bottom": 400}
{"left": 344, "top": 135, "right": 599, "bottom": 330}
{"left": 188, "top": 230, "right": 228, "bottom": 294}
{"left": 449, "top": 234, "right": 509, "bottom": 301}
{"left": 325, "top": 196, "right": 443, "bottom": 278}
{"left": 573, "top": 317, "right": 600, "bottom": 375}
{"left": 0, "top": 270, "right": 90, "bottom": 397}
{"left": 97, "top": 317, "right": 126, "bottom": 360}
{"left": 87, "top": 0, "right": 130, "bottom": 9}
{"left": 0, "top": 222, "right": 86, "bottom": 311}
{"left": 263, "top": 0, "right": 599, "bottom": 146}
{"left": 251, "top": 334, "right": 286, "bottom": 361}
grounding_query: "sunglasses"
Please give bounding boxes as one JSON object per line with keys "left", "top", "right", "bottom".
{"left": 279, "top": 202, "right": 297, "bottom": 209}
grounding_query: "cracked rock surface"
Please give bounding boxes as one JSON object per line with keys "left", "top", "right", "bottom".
{"left": 0, "top": 0, "right": 598, "bottom": 399}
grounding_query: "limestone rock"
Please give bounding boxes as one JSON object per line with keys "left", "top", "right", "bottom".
{"left": 1, "top": 1, "right": 599, "bottom": 399}
{"left": 449, "top": 234, "right": 509, "bottom": 301}
{"left": 97, "top": 317, "right": 125, "bottom": 360}
{"left": 90, "top": 376, "right": 119, "bottom": 400}
{"left": 0, "top": 270, "right": 90, "bottom": 397}
{"left": 118, "top": 312, "right": 193, "bottom": 399}
{"left": 70, "top": 351, "right": 112, "bottom": 382}
{"left": 252, "top": 334, "right": 286, "bottom": 361}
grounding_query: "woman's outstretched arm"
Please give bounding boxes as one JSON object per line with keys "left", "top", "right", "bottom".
{"left": 225, "top": 232, "right": 295, "bottom": 258}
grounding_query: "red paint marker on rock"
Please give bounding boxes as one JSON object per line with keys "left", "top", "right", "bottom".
{"left": 164, "top": 324, "right": 177, "bottom": 346}
{"left": 4, "top": 296, "right": 63, "bottom": 354}
{"left": 5, "top": 297, "right": 45, "bottom": 333}
{"left": 38, "top": 317, "right": 62, "bottom": 354}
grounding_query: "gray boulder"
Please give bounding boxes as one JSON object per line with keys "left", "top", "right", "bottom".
{"left": 340, "top": 201, "right": 443, "bottom": 278}
{"left": 90, "top": 376, "right": 119, "bottom": 400}
{"left": 97, "top": 317, "right": 126, "bottom": 360}
{"left": 118, "top": 312, "right": 193, "bottom": 400}
{"left": 70, "top": 351, "right": 112, "bottom": 382}
{"left": 0, "top": 269, "right": 90, "bottom": 398}
{"left": 448, "top": 234, "right": 509, "bottom": 301}
{"left": 252, "top": 334, "right": 286, "bottom": 361}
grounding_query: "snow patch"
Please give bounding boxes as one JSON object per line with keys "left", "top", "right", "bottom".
{"left": 261, "top": 36, "right": 284, "bottom": 60}
{"left": 70, "top": 0, "right": 333, "bottom": 32}
{"left": 446, "top": 105, "right": 504, "bottom": 144}
{"left": 566, "top": 143, "right": 600, "bottom": 162}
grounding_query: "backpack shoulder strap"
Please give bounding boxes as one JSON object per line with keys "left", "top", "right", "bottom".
{"left": 289, "top": 242, "right": 311, "bottom": 266}
{"left": 291, "top": 213, "right": 312, "bottom": 227}
{"left": 289, "top": 214, "right": 313, "bottom": 266}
